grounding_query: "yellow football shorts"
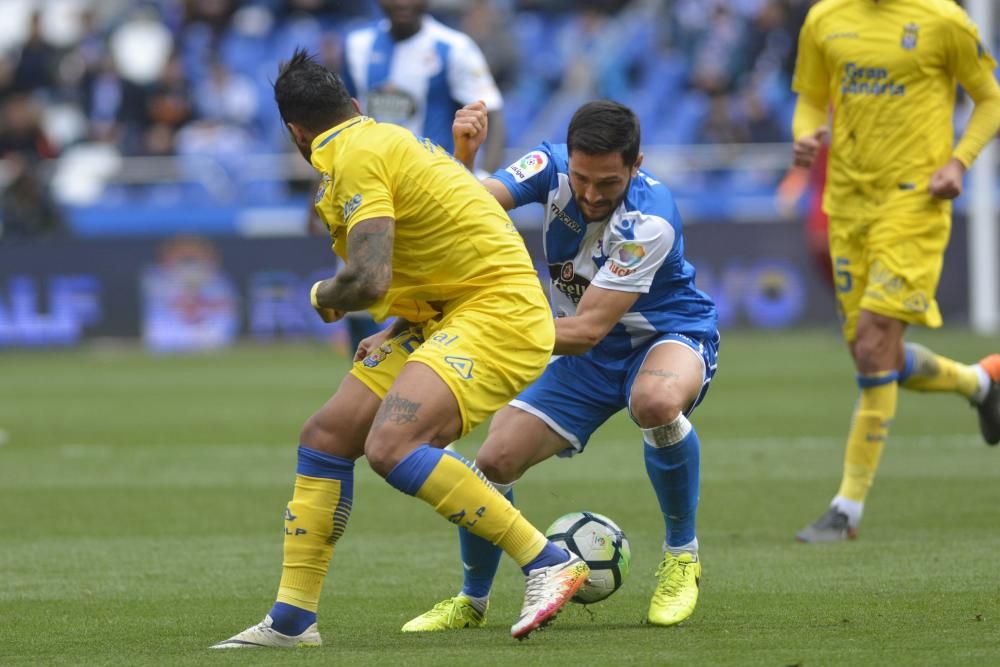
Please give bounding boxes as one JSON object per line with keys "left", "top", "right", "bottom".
{"left": 350, "top": 283, "right": 554, "bottom": 437}
{"left": 828, "top": 213, "right": 950, "bottom": 341}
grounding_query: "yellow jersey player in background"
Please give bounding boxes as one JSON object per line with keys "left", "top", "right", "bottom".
{"left": 791, "top": 0, "right": 1000, "bottom": 543}
{"left": 212, "top": 49, "right": 588, "bottom": 647}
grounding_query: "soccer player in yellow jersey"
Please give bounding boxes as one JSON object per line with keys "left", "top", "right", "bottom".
{"left": 211, "top": 50, "right": 588, "bottom": 647}
{"left": 791, "top": 0, "right": 1000, "bottom": 542}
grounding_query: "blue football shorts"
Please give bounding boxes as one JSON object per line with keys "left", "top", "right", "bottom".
{"left": 509, "top": 331, "right": 720, "bottom": 456}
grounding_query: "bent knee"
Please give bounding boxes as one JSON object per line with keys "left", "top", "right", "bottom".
{"left": 852, "top": 317, "right": 902, "bottom": 373}
{"left": 363, "top": 434, "right": 406, "bottom": 477}
{"left": 631, "top": 393, "right": 687, "bottom": 429}
{"left": 475, "top": 448, "right": 524, "bottom": 485}
{"left": 300, "top": 413, "right": 366, "bottom": 460}
{"left": 300, "top": 414, "right": 335, "bottom": 451}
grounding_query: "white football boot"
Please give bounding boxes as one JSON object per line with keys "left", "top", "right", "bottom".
{"left": 510, "top": 552, "right": 589, "bottom": 640}
{"left": 210, "top": 614, "right": 321, "bottom": 649}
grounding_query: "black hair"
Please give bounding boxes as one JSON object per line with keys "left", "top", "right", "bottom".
{"left": 273, "top": 48, "right": 355, "bottom": 133}
{"left": 566, "top": 100, "right": 640, "bottom": 166}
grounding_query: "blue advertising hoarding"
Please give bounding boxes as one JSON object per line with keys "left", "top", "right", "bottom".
{"left": 0, "top": 220, "right": 974, "bottom": 349}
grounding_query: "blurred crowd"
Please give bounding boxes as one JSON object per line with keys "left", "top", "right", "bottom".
{"left": 0, "top": 0, "right": 951, "bottom": 237}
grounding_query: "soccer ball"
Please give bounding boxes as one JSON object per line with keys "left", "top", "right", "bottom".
{"left": 545, "top": 511, "right": 631, "bottom": 604}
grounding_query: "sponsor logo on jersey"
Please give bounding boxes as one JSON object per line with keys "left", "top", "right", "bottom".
{"left": 841, "top": 62, "right": 905, "bottom": 96}
{"left": 613, "top": 217, "right": 636, "bottom": 240}
{"left": 506, "top": 151, "right": 548, "bottom": 183}
{"left": 549, "top": 263, "right": 588, "bottom": 303}
{"left": 606, "top": 261, "right": 635, "bottom": 277}
{"left": 444, "top": 356, "right": 474, "bottom": 380}
{"left": 368, "top": 86, "right": 417, "bottom": 122}
{"left": 343, "top": 193, "right": 363, "bottom": 223}
{"left": 362, "top": 342, "right": 393, "bottom": 368}
{"left": 315, "top": 173, "right": 331, "bottom": 204}
{"left": 824, "top": 32, "right": 859, "bottom": 42}
{"left": 616, "top": 242, "right": 646, "bottom": 268}
{"left": 560, "top": 261, "right": 575, "bottom": 281}
{"left": 549, "top": 202, "right": 582, "bottom": 233}
{"left": 901, "top": 23, "right": 919, "bottom": 50}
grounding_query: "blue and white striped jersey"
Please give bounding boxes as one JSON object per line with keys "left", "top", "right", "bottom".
{"left": 343, "top": 15, "right": 503, "bottom": 153}
{"left": 492, "top": 142, "right": 717, "bottom": 360}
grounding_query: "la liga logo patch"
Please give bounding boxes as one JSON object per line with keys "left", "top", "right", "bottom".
{"left": 616, "top": 242, "right": 646, "bottom": 268}
{"left": 505, "top": 151, "right": 548, "bottom": 183}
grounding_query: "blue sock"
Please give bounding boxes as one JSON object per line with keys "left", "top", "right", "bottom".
{"left": 898, "top": 343, "right": 917, "bottom": 384}
{"left": 268, "top": 601, "right": 317, "bottom": 636}
{"left": 385, "top": 444, "right": 444, "bottom": 495}
{"left": 521, "top": 540, "right": 569, "bottom": 575}
{"left": 459, "top": 489, "right": 512, "bottom": 598}
{"left": 643, "top": 418, "right": 700, "bottom": 548}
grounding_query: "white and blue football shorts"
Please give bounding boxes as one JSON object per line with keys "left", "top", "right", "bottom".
{"left": 509, "top": 331, "right": 719, "bottom": 456}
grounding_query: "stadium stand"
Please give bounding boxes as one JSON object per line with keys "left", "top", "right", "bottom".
{"left": 0, "top": 0, "right": 993, "bottom": 237}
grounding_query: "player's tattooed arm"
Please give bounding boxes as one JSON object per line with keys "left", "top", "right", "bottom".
{"left": 313, "top": 217, "right": 395, "bottom": 312}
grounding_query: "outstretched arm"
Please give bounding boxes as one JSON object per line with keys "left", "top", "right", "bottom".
{"left": 554, "top": 286, "right": 640, "bottom": 356}
{"left": 311, "top": 216, "right": 394, "bottom": 321}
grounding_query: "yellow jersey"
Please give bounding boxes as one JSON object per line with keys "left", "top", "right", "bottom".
{"left": 793, "top": 0, "right": 998, "bottom": 217}
{"left": 310, "top": 116, "right": 541, "bottom": 323}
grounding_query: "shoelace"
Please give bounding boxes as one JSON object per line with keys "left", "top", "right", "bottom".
{"left": 653, "top": 559, "right": 689, "bottom": 600}
{"left": 426, "top": 599, "right": 460, "bottom": 621}
{"left": 521, "top": 564, "right": 566, "bottom": 609}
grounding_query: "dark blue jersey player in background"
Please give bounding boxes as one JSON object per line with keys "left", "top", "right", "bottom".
{"left": 399, "top": 100, "right": 719, "bottom": 631}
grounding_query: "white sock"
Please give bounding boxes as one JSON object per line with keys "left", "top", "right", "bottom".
{"left": 459, "top": 593, "right": 488, "bottom": 615}
{"left": 973, "top": 365, "right": 991, "bottom": 404}
{"left": 665, "top": 537, "right": 698, "bottom": 558}
{"left": 831, "top": 495, "right": 864, "bottom": 528}
{"left": 488, "top": 479, "right": 517, "bottom": 496}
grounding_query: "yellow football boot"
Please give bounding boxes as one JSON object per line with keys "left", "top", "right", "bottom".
{"left": 647, "top": 552, "right": 701, "bottom": 626}
{"left": 401, "top": 595, "right": 486, "bottom": 632}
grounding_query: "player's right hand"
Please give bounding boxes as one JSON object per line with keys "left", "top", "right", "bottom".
{"left": 310, "top": 281, "right": 345, "bottom": 323}
{"left": 793, "top": 128, "right": 828, "bottom": 169}
{"left": 452, "top": 101, "right": 488, "bottom": 160}
{"left": 354, "top": 327, "right": 394, "bottom": 362}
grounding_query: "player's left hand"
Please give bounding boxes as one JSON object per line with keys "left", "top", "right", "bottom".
{"left": 929, "top": 158, "right": 966, "bottom": 200}
{"left": 453, "top": 101, "right": 488, "bottom": 160}
{"left": 310, "top": 281, "right": 346, "bottom": 323}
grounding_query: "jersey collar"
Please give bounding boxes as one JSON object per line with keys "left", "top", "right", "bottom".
{"left": 312, "top": 116, "right": 370, "bottom": 151}
{"left": 310, "top": 116, "right": 372, "bottom": 171}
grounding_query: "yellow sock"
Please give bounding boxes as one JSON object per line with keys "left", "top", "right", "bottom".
{"left": 836, "top": 375, "right": 898, "bottom": 504}
{"left": 900, "top": 342, "right": 980, "bottom": 398}
{"left": 412, "top": 452, "right": 547, "bottom": 567}
{"left": 276, "top": 475, "right": 351, "bottom": 612}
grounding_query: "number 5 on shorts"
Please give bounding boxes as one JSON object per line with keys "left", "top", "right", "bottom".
{"left": 834, "top": 257, "right": 852, "bottom": 293}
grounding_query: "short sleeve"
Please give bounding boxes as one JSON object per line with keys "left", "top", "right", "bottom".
{"left": 447, "top": 35, "right": 503, "bottom": 111}
{"left": 591, "top": 214, "right": 675, "bottom": 293}
{"left": 943, "top": 9, "right": 998, "bottom": 94}
{"left": 791, "top": 10, "right": 830, "bottom": 103}
{"left": 343, "top": 29, "right": 374, "bottom": 97}
{"left": 490, "top": 144, "right": 556, "bottom": 207}
{"left": 331, "top": 147, "right": 396, "bottom": 235}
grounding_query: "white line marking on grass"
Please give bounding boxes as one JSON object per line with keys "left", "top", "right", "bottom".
{"left": 59, "top": 444, "right": 113, "bottom": 459}
{"left": 0, "top": 429, "right": 7, "bottom": 447}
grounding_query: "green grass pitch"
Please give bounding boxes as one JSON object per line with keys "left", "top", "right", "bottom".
{"left": 1, "top": 330, "right": 999, "bottom": 666}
